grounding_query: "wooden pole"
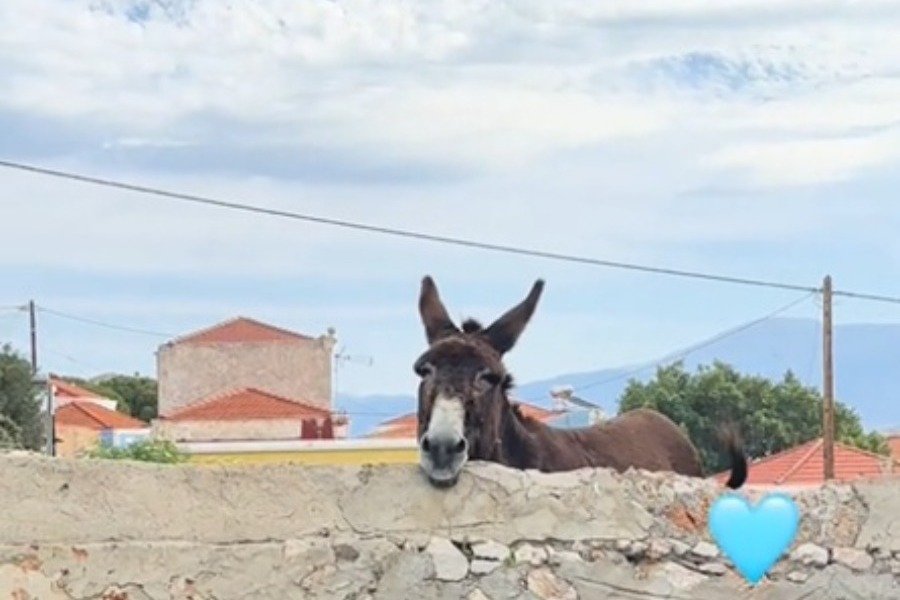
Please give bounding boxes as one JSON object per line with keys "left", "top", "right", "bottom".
{"left": 822, "top": 275, "right": 835, "bottom": 481}
{"left": 46, "top": 378, "right": 56, "bottom": 457}
{"left": 28, "top": 300, "right": 37, "bottom": 375}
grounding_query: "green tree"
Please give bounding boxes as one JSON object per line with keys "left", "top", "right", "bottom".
{"left": 0, "top": 344, "right": 45, "bottom": 451}
{"left": 617, "top": 360, "right": 888, "bottom": 474}
{"left": 62, "top": 373, "right": 158, "bottom": 422}
{"left": 100, "top": 374, "right": 158, "bottom": 422}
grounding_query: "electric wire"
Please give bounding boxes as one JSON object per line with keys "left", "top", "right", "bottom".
{"left": 525, "top": 291, "right": 818, "bottom": 401}
{"left": 6, "top": 159, "right": 900, "bottom": 303}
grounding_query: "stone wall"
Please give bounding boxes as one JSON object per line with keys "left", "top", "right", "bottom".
{"left": 153, "top": 417, "right": 320, "bottom": 442}
{"left": 1, "top": 452, "right": 899, "bottom": 599}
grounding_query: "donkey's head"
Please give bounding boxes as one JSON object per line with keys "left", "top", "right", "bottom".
{"left": 413, "top": 275, "right": 545, "bottom": 488}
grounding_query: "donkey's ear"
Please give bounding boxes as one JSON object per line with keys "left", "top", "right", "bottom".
{"left": 419, "top": 275, "right": 460, "bottom": 344}
{"left": 483, "top": 279, "right": 545, "bottom": 355}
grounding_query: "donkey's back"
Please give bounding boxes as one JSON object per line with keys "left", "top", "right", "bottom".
{"left": 572, "top": 407, "right": 705, "bottom": 477}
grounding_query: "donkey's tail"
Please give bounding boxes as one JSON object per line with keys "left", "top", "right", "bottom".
{"left": 718, "top": 423, "right": 748, "bottom": 490}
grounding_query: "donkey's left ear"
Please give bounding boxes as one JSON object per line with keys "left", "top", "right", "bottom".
{"left": 483, "top": 279, "right": 544, "bottom": 355}
{"left": 419, "top": 275, "right": 460, "bottom": 344}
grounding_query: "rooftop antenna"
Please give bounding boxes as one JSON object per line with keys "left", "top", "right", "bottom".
{"left": 332, "top": 343, "right": 373, "bottom": 411}
{"left": 550, "top": 385, "right": 575, "bottom": 411}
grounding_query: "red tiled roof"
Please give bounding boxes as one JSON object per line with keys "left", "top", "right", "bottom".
{"left": 712, "top": 437, "right": 899, "bottom": 486}
{"left": 381, "top": 412, "right": 418, "bottom": 427}
{"left": 168, "top": 317, "right": 313, "bottom": 346}
{"left": 164, "top": 388, "right": 330, "bottom": 422}
{"left": 367, "top": 400, "right": 562, "bottom": 439}
{"left": 515, "top": 401, "right": 563, "bottom": 421}
{"left": 50, "top": 377, "right": 104, "bottom": 400}
{"left": 372, "top": 423, "right": 420, "bottom": 439}
{"left": 55, "top": 401, "right": 147, "bottom": 430}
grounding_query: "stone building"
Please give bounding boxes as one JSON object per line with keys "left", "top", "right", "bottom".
{"left": 154, "top": 316, "right": 345, "bottom": 442}
{"left": 156, "top": 316, "right": 336, "bottom": 416}
{"left": 50, "top": 377, "right": 149, "bottom": 458}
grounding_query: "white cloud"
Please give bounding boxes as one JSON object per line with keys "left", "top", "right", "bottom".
{"left": 1, "top": 0, "right": 898, "bottom": 176}
{"left": 2, "top": 0, "right": 900, "bottom": 396}
{"left": 701, "top": 128, "right": 900, "bottom": 188}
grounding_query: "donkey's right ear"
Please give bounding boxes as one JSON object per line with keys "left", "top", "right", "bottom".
{"left": 419, "top": 275, "right": 460, "bottom": 344}
{"left": 483, "top": 279, "right": 544, "bottom": 355}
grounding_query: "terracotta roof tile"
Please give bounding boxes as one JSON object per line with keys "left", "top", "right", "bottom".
{"left": 712, "top": 437, "right": 899, "bottom": 486}
{"left": 514, "top": 401, "right": 564, "bottom": 421}
{"left": 369, "top": 423, "right": 420, "bottom": 439}
{"left": 164, "top": 388, "right": 330, "bottom": 422}
{"left": 50, "top": 377, "right": 103, "bottom": 400}
{"left": 380, "top": 412, "right": 418, "bottom": 427}
{"left": 55, "top": 401, "right": 147, "bottom": 430}
{"left": 168, "top": 317, "right": 313, "bottom": 345}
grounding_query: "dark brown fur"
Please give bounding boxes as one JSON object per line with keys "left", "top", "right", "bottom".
{"left": 413, "top": 275, "right": 748, "bottom": 489}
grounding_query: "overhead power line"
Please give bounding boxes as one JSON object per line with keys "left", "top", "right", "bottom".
{"left": 529, "top": 290, "right": 817, "bottom": 400}
{"left": 36, "top": 306, "right": 175, "bottom": 338}
{"left": 7, "top": 159, "right": 900, "bottom": 304}
{"left": 4, "top": 159, "right": 900, "bottom": 304}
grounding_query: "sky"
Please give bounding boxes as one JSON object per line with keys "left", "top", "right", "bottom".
{"left": 1, "top": 0, "right": 900, "bottom": 405}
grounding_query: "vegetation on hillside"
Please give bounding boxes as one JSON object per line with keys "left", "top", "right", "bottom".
{"left": 0, "top": 344, "right": 44, "bottom": 451}
{"left": 618, "top": 360, "right": 888, "bottom": 474}
{"left": 63, "top": 373, "right": 158, "bottom": 421}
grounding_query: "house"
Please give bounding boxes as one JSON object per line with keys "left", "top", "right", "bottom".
{"left": 156, "top": 316, "right": 338, "bottom": 416}
{"left": 884, "top": 430, "right": 900, "bottom": 463}
{"left": 366, "top": 413, "right": 419, "bottom": 440}
{"left": 545, "top": 409, "right": 605, "bottom": 429}
{"left": 51, "top": 377, "right": 118, "bottom": 412}
{"left": 711, "top": 437, "right": 900, "bottom": 488}
{"left": 49, "top": 378, "right": 149, "bottom": 458}
{"left": 154, "top": 316, "right": 348, "bottom": 442}
{"left": 365, "top": 400, "right": 564, "bottom": 440}
{"left": 153, "top": 387, "right": 346, "bottom": 442}
{"left": 545, "top": 386, "right": 606, "bottom": 429}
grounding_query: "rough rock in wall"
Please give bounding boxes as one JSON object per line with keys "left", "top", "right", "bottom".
{"left": 0, "top": 453, "right": 898, "bottom": 599}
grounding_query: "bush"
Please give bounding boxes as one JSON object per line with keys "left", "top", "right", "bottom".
{"left": 84, "top": 438, "right": 187, "bottom": 464}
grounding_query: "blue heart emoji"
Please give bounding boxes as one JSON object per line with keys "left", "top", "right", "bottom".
{"left": 708, "top": 492, "right": 800, "bottom": 585}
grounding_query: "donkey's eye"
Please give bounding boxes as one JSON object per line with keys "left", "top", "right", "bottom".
{"left": 415, "top": 361, "right": 436, "bottom": 378}
{"left": 477, "top": 371, "right": 502, "bottom": 387}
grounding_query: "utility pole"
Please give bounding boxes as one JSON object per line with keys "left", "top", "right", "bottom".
{"left": 822, "top": 275, "right": 835, "bottom": 481}
{"left": 46, "top": 379, "right": 56, "bottom": 457}
{"left": 25, "top": 300, "right": 55, "bottom": 456}
{"left": 28, "top": 300, "right": 37, "bottom": 375}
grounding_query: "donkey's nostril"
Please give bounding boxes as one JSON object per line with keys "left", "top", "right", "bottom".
{"left": 421, "top": 437, "right": 432, "bottom": 453}
{"left": 454, "top": 439, "right": 467, "bottom": 454}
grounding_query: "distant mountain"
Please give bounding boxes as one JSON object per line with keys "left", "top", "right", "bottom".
{"left": 335, "top": 393, "right": 416, "bottom": 438}
{"left": 337, "top": 318, "right": 900, "bottom": 438}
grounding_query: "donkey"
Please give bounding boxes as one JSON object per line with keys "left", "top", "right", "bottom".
{"left": 413, "top": 275, "right": 748, "bottom": 490}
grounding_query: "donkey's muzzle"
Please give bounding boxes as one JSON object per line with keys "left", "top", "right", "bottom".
{"left": 421, "top": 434, "right": 468, "bottom": 471}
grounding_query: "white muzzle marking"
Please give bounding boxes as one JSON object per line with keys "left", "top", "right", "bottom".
{"left": 424, "top": 395, "right": 465, "bottom": 440}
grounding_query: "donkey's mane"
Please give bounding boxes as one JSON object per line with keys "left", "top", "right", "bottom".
{"left": 501, "top": 376, "right": 538, "bottom": 426}
{"left": 460, "top": 318, "right": 483, "bottom": 333}
{"left": 509, "top": 403, "right": 528, "bottom": 421}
